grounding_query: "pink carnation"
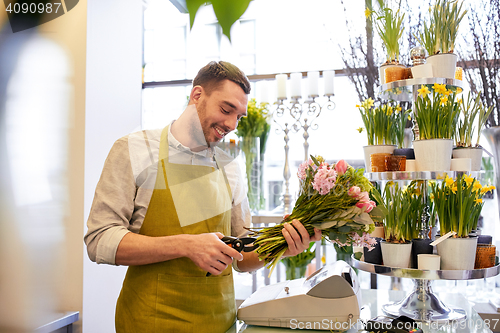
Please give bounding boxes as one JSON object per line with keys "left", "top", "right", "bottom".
{"left": 335, "top": 159, "right": 349, "bottom": 175}
{"left": 312, "top": 165, "right": 337, "bottom": 195}
{"left": 356, "top": 200, "right": 376, "bottom": 213}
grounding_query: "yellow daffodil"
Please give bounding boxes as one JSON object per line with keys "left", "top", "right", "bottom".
{"left": 387, "top": 181, "right": 395, "bottom": 187}
{"left": 365, "top": 8, "right": 372, "bottom": 19}
{"left": 451, "top": 185, "right": 458, "bottom": 194}
{"left": 357, "top": 127, "right": 364, "bottom": 133}
{"left": 407, "top": 114, "right": 411, "bottom": 121}
{"left": 386, "top": 106, "right": 393, "bottom": 115}
{"left": 490, "top": 185, "right": 496, "bottom": 190}
{"left": 429, "top": 193, "right": 434, "bottom": 201}
{"left": 432, "top": 83, "right": 447, "bottom": 94}
{"left": 440, "top": 96, "right": 448, "bottom": 105}
{"left": 395, "top": 88, "right": 402, "bottom": 95}
{"left": 463, "top": 174, "right": 474, "bottom": 187}
{"left": 444, "top": 89, "right": 452, "bottom": 96}
{"left": 445, "top": 175, "right": 454, "bottom": 187}
{"left": 473, "top": 182, "right": 483, "bottom": 192}
{"left": 480, "top": 186, "right": 491, "bottom": 195}
{"left": 321, "top": 255, "right": 326, "bottom": 265}
{"left": 475, "top": 198, "right": 483, "bottom": 204}
{"left": 356, "top": 104, "right": 360, "bottom": 108}
{"left": 396, "top": 106, "right": 402, "bottom": 113}
{"left": 417, "top": 85, "right": 430, "bottom": 98}
{"left": 457, "top": 87, "right": 463, "bottom": 93}
{"left": 457, "top": 98, "right": 463, "bottom": 104}
{"left": 367, "top": 97, "right": 374, "bottom": 108}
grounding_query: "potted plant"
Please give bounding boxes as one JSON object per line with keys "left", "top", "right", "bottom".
{"left": 235, "top": 98, "right": 271, "bottom": 213}
{"left": 412, "top": 83, "right": 460, "bottom": 171}
{"left": 367, "top": 0, "right": 406, "bottom": 84}
{"left": 403, "top": 181, "right": 437, "bottom": 268}
{"left": 379, "top": 181, "right": 416, "bottom": 268}
{"left": 424, "top": 0, "right": 467, "bottom": 78}
{"left": 281, "top": 242, "right": 316, "bottom": 280}
{"left": 357, "top": 98, "right": 408, "bottom": 171}
{"left": 430, "top": 174, "right": 495, "bottom": 269}
{"left": 453, "top": 92, "right": 493, "bottom": 171}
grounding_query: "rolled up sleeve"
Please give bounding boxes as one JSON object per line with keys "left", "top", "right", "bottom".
{"left": 84, "top": 137, "right": 136, "bottom": 265}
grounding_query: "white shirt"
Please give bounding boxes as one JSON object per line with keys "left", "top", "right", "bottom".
{"left": 85, "top": 124, "right": 251, "bottom": 265}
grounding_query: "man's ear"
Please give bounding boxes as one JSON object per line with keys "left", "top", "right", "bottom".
{"left": 190, "top": 85, "right": 203, "bottom": 104}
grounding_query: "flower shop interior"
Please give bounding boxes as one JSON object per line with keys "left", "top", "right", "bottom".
{"left": 2, "top": 0, "right": 500, "bottom": 332}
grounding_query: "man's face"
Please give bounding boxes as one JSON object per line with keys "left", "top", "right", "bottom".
{"left": 194, "top": 80, "right": 248, "bottom": 144}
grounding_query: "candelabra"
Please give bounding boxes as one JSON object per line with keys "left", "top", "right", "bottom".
{"left": 272, "top": 95, "right": 336, "bottom": 214}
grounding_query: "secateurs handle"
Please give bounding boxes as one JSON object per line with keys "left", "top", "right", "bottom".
{"left": 206, "top": 236, "right": 259, "bottom": 277}
{"left": 221, "top": 236, "right": 259, "bottom": 252}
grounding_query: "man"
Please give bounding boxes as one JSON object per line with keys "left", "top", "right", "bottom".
{"left": 85, "top": 61, "right": 321, "bottom": 332}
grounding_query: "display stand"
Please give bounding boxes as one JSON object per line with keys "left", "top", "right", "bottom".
{"left": 360, "top": 77, "right": 497, "bottom": 324}
{"left": 352, "top": 256, "right": 500, "bottom": 323}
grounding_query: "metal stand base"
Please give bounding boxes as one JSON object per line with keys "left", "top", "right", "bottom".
{"left": 382, "top": 279, "right": 466, "bottom": 323}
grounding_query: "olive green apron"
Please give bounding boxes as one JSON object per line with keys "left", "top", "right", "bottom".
{"left": 115, "top": 126, "right": 235, "bottom": 333}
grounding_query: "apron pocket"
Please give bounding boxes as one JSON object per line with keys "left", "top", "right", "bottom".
{"left": 155, "top": 273, "right": 236, "bottom": 333}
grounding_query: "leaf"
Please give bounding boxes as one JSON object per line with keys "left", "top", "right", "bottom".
{"left": 185, "top": 0, "right": 206, "bottom": 30}
{"left": 353, "top": 212, "right": 374, "bottom": 225}
{"left": 338, "top": 225, "right": 351, "bottom": 233}
{"left": 354, "top": 252, "right": 363, "bottom": 260}
{"left": 211, "top": 0, "right": 251, "bottom": 41}
{"left": 315, "top": 220, "right": 338, "bottom": 229}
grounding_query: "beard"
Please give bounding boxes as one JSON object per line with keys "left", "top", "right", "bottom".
{"left": 197, "top": 99, "right": 225, "bottom": 145}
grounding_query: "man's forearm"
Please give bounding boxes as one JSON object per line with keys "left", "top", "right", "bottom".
{"left": 115, "top": 232, "right": 188, "bottom": 266}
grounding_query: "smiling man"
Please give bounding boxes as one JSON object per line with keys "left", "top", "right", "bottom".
{"left": 84, "top": 61, "right": 321, "bottom": 332}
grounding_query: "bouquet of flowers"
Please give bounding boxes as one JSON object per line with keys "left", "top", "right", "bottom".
{"left": 251, "top": 156, "right": 386, "bottom": 273}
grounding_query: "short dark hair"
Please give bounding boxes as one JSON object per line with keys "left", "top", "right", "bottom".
{"left": 193, "top": 61, "right": 251, "bottom": 95}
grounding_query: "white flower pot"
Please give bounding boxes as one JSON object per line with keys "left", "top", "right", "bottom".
{"left": 380, "top": 241, "right": 412, "bottom": 268}
{"left": 413, "top": 139, "right": 453, "bottom": 171}
{"left": 452, "top": 147, "right": 483, "bottom": 171}
{"left": 411, "top": 63, "right": 433, "bottom": 79}
{"left": 436, "top": 237, "right": 477, "bottom": 270}
{"left": 363, "top": 145, "right": 396, "bottom": 171}
{"left": 426, "top": 53, "right": 458, "bottom": 79}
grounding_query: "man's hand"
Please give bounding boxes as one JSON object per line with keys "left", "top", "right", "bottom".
{"left": 282, "top": 219, "right": 322, "bottom": 258}
{"left": 185, "top": 232, "right": 244, "bottom": 276}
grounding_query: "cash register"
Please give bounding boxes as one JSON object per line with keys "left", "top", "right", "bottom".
{"left": 237, "top": 260, "right": 362, "bottom": 330}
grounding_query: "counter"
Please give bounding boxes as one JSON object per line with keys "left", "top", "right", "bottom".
{"left": 230, "top": 289, "right": 496, "bottom": 332}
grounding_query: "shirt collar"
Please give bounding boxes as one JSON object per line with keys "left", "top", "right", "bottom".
{"left": 167, "top": 121, "right": 214, "bottom": 158}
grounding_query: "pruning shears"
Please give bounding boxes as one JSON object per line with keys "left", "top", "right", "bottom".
{"left": 221, "top": 236, "right": 259, "bottom": 253}
{"left": 206, "top": 236, "right": 259, "bottom": 276}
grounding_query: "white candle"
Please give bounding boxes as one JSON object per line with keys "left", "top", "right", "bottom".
{"left": 258, "top": 81, "right": 270, "bottom": 104}
{"left": 290, "top": 72, "right": 302, "bottom": 98}
{"left": 307, "top": 71, "right": 319, "bottom": 97}
{"left": 323, "top": 70, "right": 335, "bottom": 95}
{"left": 276, "top": 74, "right": 287, "bottom": 99}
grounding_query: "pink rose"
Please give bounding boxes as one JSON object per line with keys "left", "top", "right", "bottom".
{"left": 356, "top": 200, "right": 376, "bottom": 213}
{"left": 335, "top": 159, "right": 349, "bottom": 175}
{"left": 348, "top": 186, "right": 361, "bottom": 198}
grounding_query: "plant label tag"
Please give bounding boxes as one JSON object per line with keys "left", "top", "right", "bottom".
{"left": 430, "top": 231, "right": 457, "bottom": 247}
